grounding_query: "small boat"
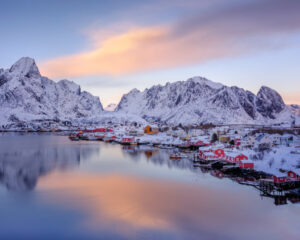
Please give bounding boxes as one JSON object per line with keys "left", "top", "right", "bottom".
{"left": 79, "top": 134, "right": 89, "bottom": 140}
{"left": 169, "top": 153, "right": 182, "bottom": 159}
{"left": 86, "top": 134, "right": 98, "bottom": 141}
{"left": 159, "top": 145, "right": 174, "bottom": 149}
{"left": 95, "top": 135, "right": 105, "bottom": 141}
{"left": 69, "top": 133, "right": 80, "bottom": 141}
{"left": 177, "top": 143, "right": 191, "bottom": 149}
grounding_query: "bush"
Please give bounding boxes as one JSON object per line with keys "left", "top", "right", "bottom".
{"left": 211, "top": 133, "right": 218, "bottom": 143}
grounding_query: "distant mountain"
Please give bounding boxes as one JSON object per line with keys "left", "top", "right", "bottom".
{"left": 0, "top": 57, "right": 103, "bottom": 125}
{"left": 116, "top": 77, "right": 295, "bottom": 125}
{"left": 104, "top": 103, "right": 117, "bottom": 111}
{"left": 288, "top": 104, "right": 300, "bottom": 117}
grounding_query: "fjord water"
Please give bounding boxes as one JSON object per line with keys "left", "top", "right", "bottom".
{"left": 0, "top": 133, "right": 299, "bottom": 240}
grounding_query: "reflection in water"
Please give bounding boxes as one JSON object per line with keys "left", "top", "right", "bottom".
{"left": 0, "top": 134, "right": 300, "bottom": 240}
{"left": 38, "top": 172, "right": 300, "bottom": 240}
{"left": 1, "top": 133, "right": 299, "bottom": 206}
{"left": 122, "top": 145, "right": 197, "bottom": 172}
{"left": 121, "top": 145, "right": 300, "bottom": 206}
{"left": 0, "top": 133, "right": 100, "bottom": 191}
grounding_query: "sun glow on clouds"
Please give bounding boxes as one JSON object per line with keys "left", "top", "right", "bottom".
{"left": 40, "top": 25, "right": 218, "bottom": 78}
{"left": 40, "top": 0, "right": 300, "bottom": 80}
{"left": 40, "top": 26, "right": 170, "bottom": 78}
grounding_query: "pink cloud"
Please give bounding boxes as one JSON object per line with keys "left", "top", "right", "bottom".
{"left": 39, "top": 0, "right": 300, "bottom": 79}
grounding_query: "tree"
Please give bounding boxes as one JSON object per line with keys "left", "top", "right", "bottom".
{"left": 211, "top": 133, "right": 218, "bottom": 143}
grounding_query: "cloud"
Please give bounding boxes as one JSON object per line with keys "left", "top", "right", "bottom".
{"left": 40, "top": 0, "right": 300, "bottom": 79}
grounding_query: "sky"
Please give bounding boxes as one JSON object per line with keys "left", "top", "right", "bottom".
{"left": 0, "top": 0, "right": 300, "bottom": 106}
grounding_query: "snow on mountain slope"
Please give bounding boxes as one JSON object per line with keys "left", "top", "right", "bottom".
{"left": 0, "top": 57, "right": 103, "bottom": 125}
{"left": 116, "top": 77, "right": 295, "bottom": 125}
{"left": 104, "top": 103, "right": 117, "bottom": 111}
{"left": 288, "top": 104, "right": 300, "bottom": 126}
{"left": 289, "top": 104, "right": 300, "bottom": 116}
{"left": 1, "top": 58, "right": 296, "bottom": 127}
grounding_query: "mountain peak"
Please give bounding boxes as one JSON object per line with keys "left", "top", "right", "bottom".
{"left": 254, "top": 86, "right": 285, "bottom": 119}
{"left": 188, "top": 76, "right": 224, "bottom": 89}
{"left": 104, "top": 103, "right": 117, "bottom": 111}
{"left": 9, "top": 57, "right": 40, "bottom": 77}
{"left": 128, "top": 88, "right": 140, "bottom": 95}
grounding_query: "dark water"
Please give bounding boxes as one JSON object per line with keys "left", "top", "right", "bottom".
{"left": 0, "top": 133, "right": 299, "bottom": 240}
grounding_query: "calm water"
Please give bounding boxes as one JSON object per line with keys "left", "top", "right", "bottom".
{"left": 0, "top": 133, "right": 299, "bottom": 240}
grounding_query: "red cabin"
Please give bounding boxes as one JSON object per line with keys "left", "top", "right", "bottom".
{"left": 287, "top": 171, "right": 299, "bottom": 180}
{"left": 273, "top": 176, "right": 287, "bottom": 183}
{"left": 93, "top": 128, "right": 107, "bottom": 132}
{"left": 234, "top": 138, "right": 241, "bottom": 146}
{"left": 238, "top": 162, "right": 254, "bottom": 169}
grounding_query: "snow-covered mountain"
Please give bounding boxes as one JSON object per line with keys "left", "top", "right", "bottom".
{"left": 0, "top": 57, "right": 103, "bottom": 125}
{"left": 1, "top": 58, "right": 297, "bottom": 127}
{"left": 116, "top": 77, "right": 295, "bottom": 125}
{"left": 104, "top": 103, "right": 117, "bottom": 111}
{"left": 288, "top": 104, "right": 300, "bottom": 117}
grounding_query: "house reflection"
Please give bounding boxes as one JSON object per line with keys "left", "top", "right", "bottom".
{"left": 120, "top": 145, "right": 300, "bottom": 206}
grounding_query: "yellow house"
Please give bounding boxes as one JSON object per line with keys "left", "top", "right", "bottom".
{"left": 144, "top": 125, "right": 159, "bottom": 134}
{"left": 219, "top": 136, "right": 230, "bottom": 143}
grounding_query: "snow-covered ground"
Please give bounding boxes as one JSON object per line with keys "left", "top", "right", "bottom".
{"left": 250, "top": 147, "right": 300, "bottom": 176}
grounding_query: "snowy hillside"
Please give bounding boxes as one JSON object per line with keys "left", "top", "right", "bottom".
{"left": 116, "top": 77, "right": 295, "bottom": 125}
{"left": 289, "top": 104, "right": 300, "bottom": 117}
{"left": 0, "top": 57, "right": 103, "bottom": 125}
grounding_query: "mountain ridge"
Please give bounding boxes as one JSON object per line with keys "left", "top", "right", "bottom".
{"left": 116, "top": 76, "right": 296, "bottom": 125}
{"left": 1, "top": 58, "right": 298, "bottom": 126}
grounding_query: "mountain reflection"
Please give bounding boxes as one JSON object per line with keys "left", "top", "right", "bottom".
{"left": 0, "top": 133, "right": 100, "bottom": 191}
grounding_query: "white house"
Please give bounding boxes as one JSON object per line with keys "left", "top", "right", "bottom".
{"left": 240, "top": 135, "right": 256, "bottom": 148}
{"left": 280, "top": 134, "right": 294, "bottom": 146}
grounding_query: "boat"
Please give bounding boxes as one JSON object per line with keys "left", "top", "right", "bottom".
{"left": 95, "top": 134, "right": 105, "bottom": 141}
{"left": 177, "top": 143, "right": 191, "bottom": 149}
{"left": 69, "top": 133, "right": 80, "bottom": 141}
{"left": 169, "top": 154, "right": 182, "bottom": 159}
{"left": 78, "top": 133, "right": 89, "bottom": 140}
{"left": 86, "top": 134, "right": 98, "bottom": 141}
{"left": 169, "top": 152, "right": 186, "bottom": 159}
